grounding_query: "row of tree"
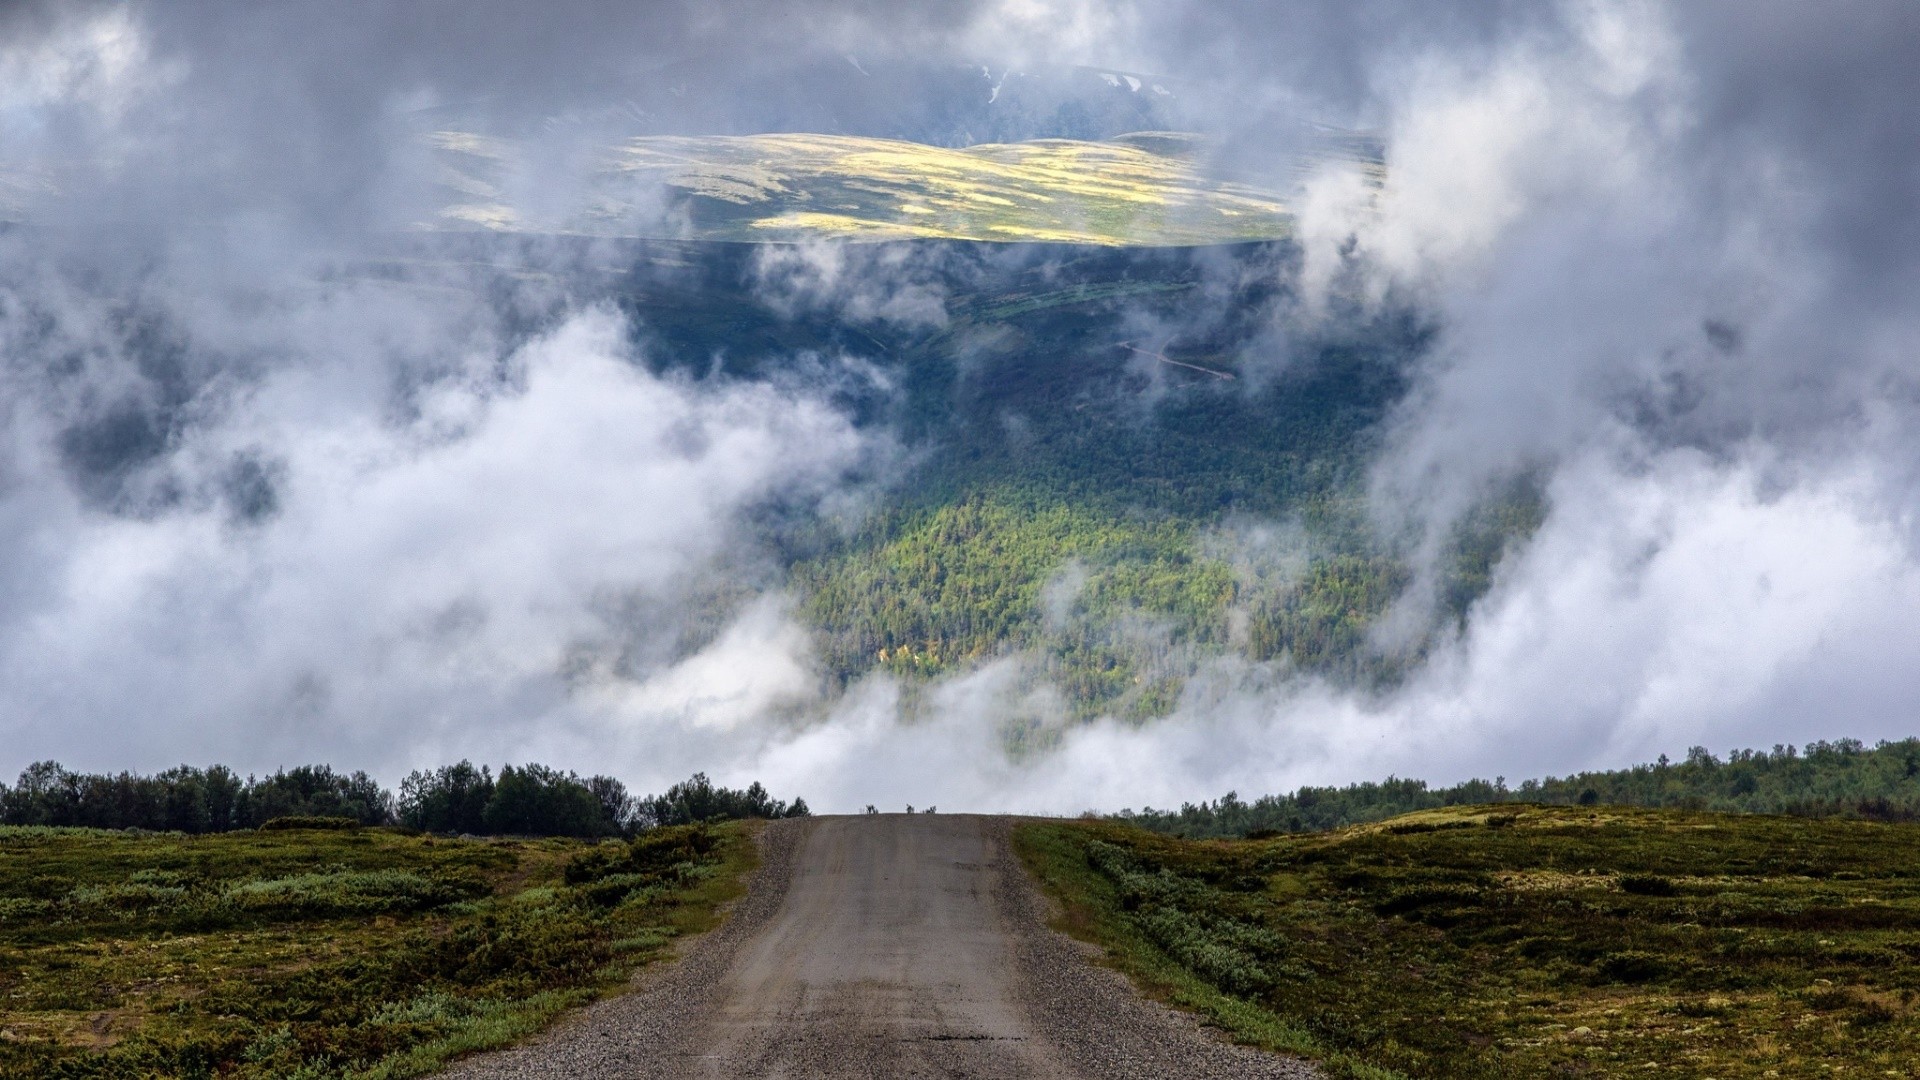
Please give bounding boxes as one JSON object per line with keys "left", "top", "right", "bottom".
{"left": 0, "top": 761, "right": 808, "bottom": 838}
{"left": 1118, "top": 738, "right": 1920, "bottom": 837}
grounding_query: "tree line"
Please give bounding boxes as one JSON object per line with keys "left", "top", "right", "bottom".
{"left": 0, "top": 760, "right": 808, "bottom": 838}
{"left": 1117, "top": 738, "right": 1920, "bottom": 838}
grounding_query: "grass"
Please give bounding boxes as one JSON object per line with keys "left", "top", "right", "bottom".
{"left": 1016, "top": 805, "right": 1920, "bottom": 1078}
{"left": 428, "top": 131, "right": 1319, "bottom": 245}
{"left": 0, "top": 820, "right": 757, "bottom": 1078}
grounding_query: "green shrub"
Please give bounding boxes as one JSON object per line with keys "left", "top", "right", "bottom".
{"left": 225, "top": 868, "right": 486, "bottom": 917}
{"left": 259, "top": 815, "right": 362, "bottom": 831}
{"left": 1617, "top": 873, "right": 1677, "bottom": 896}
{"left": 1594, "top": 951, "right": 1670, "bottom": 984}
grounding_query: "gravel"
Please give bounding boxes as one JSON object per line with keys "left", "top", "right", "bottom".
{"left": 440, "top": 815, "right": 1319, "bottom": 1079}
{"left": 439, "top": 817, "right": 805, "bottom": 1080}
{"left": 989, "top": 817, "right": 1320, "bottom": 1079}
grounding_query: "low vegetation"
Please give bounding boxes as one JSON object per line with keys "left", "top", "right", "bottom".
{"left": 0, "top": 819, "right": 757, "bottom": 1078}
{"left": 1019, "top": 804, "right": 1920, "bottom": 1079}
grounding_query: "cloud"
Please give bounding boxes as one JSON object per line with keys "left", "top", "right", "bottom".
{"left": 751, "top": 241, "right": 951, "bottom": 329}
{"left": 3, "top": 0, "right": 1919, "bottom": 815}
{"left": 732, "top": 442, "right": 1920, "bottom": 813}
{"left": 0, "top": 307, "right": 874, "bottom": 778}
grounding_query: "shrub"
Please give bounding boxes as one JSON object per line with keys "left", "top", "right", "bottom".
{"left": 226, "top": 868, "right": 487, "bottom": 917}
{"left": 1595, "top": 951, "right": 1670, "bottom": 984}
{"left": 1618, "top": 873, "right": 1678, "bottom": 896}
{"left": 565, "top": 824, "right": 718, "bottom": 887}
{"left": 259, "top": 815, "right": 361, "bottom": 831}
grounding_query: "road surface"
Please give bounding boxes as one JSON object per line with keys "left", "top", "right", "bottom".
{"left": 446, "top": 814, "right": 1317, "bottom": 1079}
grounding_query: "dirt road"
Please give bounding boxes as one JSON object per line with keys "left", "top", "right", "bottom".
{"left": 446, "top": 814, "right": 1316, "bottom": 1079}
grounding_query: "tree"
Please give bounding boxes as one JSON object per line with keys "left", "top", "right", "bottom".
{"left": 481, "top": 764, "right": 616, "bottom": 838}
{"left": 398, "top": 761, "right": 493, "bottom": 834}
{"left": 635, "top": 773, "right": 812, "bottom": 828}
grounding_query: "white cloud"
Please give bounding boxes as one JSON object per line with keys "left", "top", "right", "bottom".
{"left": 0, "top": 308, "right": 872, "bottom": 776}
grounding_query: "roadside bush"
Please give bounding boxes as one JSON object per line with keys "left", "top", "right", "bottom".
{"left": 1084, "top": 839, "right": 1294, "bottom": 999}
{"left": 260, "top": 815, "right": 361, "bottom": 831}
{"left": 566, "top": 824, "right": 718, "bottom": 887}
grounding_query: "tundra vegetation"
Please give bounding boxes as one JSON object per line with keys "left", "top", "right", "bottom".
{"left": 0, "top": 767, "right": 806, "bottom": 1075}
{"left": 1019, "top": 802, "right": 1920, "bottom": 1079}
{"left": 0, "top": 819, "right": 764, "bottom": 1078}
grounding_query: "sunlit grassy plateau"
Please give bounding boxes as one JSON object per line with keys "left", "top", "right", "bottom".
{"left": 429, "top": 130, "right": 1350, "bottom": 245}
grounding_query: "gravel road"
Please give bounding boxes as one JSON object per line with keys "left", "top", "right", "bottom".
{"left": 444, "top": 814, "right": 1317, "bottom": 1079}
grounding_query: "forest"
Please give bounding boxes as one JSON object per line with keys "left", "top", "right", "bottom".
{"left": 1117, "top": 737, "right": 1920, "bottom": 837}
{"left": 577, "top": 237, "right": 1545, "bottom": 723}
{"left": 0, "top": 761, "right": 808, "bottom": 838}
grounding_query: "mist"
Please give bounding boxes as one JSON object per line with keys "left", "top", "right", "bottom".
{"left": 3, "top": 0, "right": 1917, "bottom": 812}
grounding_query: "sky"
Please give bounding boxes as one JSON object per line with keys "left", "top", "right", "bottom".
{"left": 1, "top": 0, "right": 1917, "bottom": 811}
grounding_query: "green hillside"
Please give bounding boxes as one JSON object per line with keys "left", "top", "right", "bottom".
{"left": 417, "top": 129, "right": 1465, "bottom": 727}
{"left": 396, "top": 225, "right": 1526, "bottom": 728}
{"left": 638, "top": 239, "right": 1521, "bottom": 719}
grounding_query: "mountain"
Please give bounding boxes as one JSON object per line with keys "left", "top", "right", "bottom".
{"left": 401, "top": 73, "right": 1492, "bottom": 730}
{"left": 390, "top": 231, "right": 1537, "bottom": 736}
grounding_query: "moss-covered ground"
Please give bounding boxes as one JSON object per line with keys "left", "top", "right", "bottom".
{"left": 0, "top": 821, "right": 755, "bottom": 1078}
{"left": 1017, "top": 805, "right": 1920, "bottom": 1078}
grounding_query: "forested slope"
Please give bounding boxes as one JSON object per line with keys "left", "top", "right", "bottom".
{"left": 405, "top": 236, "right": 1539, "bottom": 729}
{"left": 1118, "top": 737, "right": 1920, "bottom": 837}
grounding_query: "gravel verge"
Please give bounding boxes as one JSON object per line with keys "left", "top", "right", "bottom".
{"left": 439, "top": 817, "right": 808, "bottom": 1080}
{"left": 989, "top": 818, "right": 1322, "bottom": 1079}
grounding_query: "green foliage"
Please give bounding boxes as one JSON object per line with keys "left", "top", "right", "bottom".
{"left": 396, "top": 761, "right": 494, "bottom": 835}
{"left": 634, "top": 773, "right": 810, "bottom": 828}
{"left": 603, "top": 237, "right": 1542, "bottom": 712}
{"left": 259, "top": 816, "right": 362, "bottom": 831}
{"left": 4, "top": 762, "right": 805, "bottom": 842}
{"left": 1119, "top": 737, "right": 1920, "bottom": 837}
{"left": 1021, "top": 806, "right": 1920, "bottom": 1078}
{"left": 480, "top": 765, "right": 619, "bottom": 839}
{"left": 0, "top": 762, "right": 386, "bottom": 833}
{"left": 0, "top": 819, "right": 755, "bottom": 1078}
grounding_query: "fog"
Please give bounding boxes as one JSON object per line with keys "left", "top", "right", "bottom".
{"left": 3, "top": 1, "right": 1917, "bottom": 811}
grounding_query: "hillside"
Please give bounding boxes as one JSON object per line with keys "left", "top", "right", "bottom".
{"left": 1021, "top": 805, "right": 1920, "bottom": 1078}
{"left": 385, "top": 234, "right": 1525, "bottom": 730}
{"left": 427, "top": 130, "right": 1372, "bottom": 245}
